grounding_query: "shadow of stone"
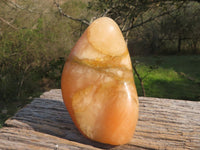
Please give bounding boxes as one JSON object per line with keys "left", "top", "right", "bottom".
{"left": 6, "top": 98, "right": 118, "bottom": 149}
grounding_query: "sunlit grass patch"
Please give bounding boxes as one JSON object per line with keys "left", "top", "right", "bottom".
{"left": 133, "top": 55, "right": 200, "bottom": 101}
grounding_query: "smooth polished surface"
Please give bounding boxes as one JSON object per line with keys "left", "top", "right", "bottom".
{"left": 61, "top": 17, "right": 139, "bottom": 145}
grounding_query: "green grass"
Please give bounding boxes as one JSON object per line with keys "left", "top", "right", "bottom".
{"left": 133, "top": 55, "right": 200, "bottom": 101}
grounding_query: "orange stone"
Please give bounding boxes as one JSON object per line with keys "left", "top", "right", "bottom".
{"left": 61, "top": 17, "right": 139, "bottom": 145}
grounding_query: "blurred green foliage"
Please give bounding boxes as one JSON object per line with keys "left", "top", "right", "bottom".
{"left": 0, "top": 0, "right": 91, "bottom": 127}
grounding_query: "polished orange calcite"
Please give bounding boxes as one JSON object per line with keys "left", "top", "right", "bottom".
{"left": 61, "top": 17, "right": 139, "bottom": 145}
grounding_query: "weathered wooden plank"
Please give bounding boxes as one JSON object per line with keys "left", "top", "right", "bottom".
{"left": 0, "top": 127, "right": 100, "bottom": 150}
{"left": 0, "top": 89, "right": 200, "bottom": 150}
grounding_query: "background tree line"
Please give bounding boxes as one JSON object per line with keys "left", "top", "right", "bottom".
{"left": 85, "top": 0, "right": 200, "bottom": 55}
{"left": 53, "top": 0, "right": 200, "bottom": 95}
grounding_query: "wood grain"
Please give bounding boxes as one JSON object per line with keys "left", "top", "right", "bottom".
{"left": 0, "top": 89, "right": 199, "bottom": 150}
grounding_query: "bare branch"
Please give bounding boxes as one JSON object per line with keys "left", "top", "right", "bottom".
{"left": 122, "top": 2, "right": 185, "bottom": 32}
{"left": 0, "top": 17, "right": 18, "bottom": 30}
{"left": 132, "top": 63, "right": 146, "bottom": 96}
{"left": 123, "top": 11, "right": 171, "bottom": 32}
{"left": 53, "top": 0, "right": 90, "bottom": 26}
{"left": 5, "top": 0, "right": 34, "bottom": 13}
{"left": 102, "top": 8, "right": 112, "bottom": 17}
{"left": 121, "top": 10, "right": 133, "bottom": 31}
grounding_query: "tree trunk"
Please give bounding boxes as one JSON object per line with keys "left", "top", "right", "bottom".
{"left": 125, "top": 31, "right": 146, "bottom": 96}
{"left": 132, "top": 65, "right": 146, "bottom": 97}
{"left": 178, "top": 34, "right": 182, "bottom": 53}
